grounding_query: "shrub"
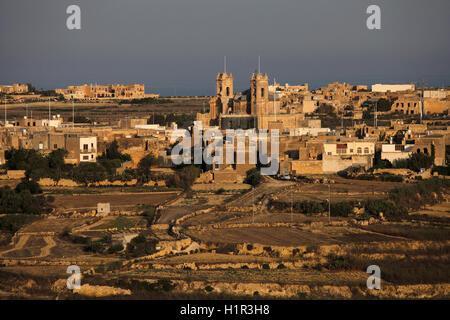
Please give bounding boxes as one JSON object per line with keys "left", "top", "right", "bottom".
{"left": 15, "top": 180, "right": 42, "bottom": 194}
{"left": 325, "top": 254, "right": 352, "bottom": 270}
{"left": 204, "top": 285, "right": 214, "bottom": 292}
{"left": 125, "top": 234, "right": 158, "bottom": 258}
{"left": 244, "top": 168, "right": 262, "bottom": 187}
{"left": 107, "top": 243, "right": 124, "bottom": 254}
{"left": 0, "top": 214, "right": 40, "bottom": 233}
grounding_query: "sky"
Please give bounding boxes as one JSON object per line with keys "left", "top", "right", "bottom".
{"left": 1, "top": 0, "right": 449, "bottom": 96}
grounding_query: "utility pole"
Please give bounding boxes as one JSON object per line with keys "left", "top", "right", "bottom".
{"left": 328, "top": 183, "right": 331, "bottom": 223}
{"left": 72, "top": 100, "right": 75, "bottom": 131}
{"left": 48, "top": 98, "right": 51, "bottom": 125}
{"left": 374, "top": 100, "right": 378, "bottom": 128}
{"left": 291, "top": 188, "right": 293, "bottom": 223}
{"left": 252, "top": 186, "right": 255, "bottom": 224}
{"left": 420, "top": 80, "right": 425, "bottom": 124}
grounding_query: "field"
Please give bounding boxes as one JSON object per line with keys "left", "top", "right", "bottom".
{"left": 0, "top": 176, "right": 448, "bottom": 299}
{"left": 5, "top": 98, "right": 208, "bottom": 124}
{"left": 52, "top": 192, "right": 178, "bottom": 210}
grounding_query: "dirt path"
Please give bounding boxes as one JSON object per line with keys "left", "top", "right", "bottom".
{"left": 0, "top": 235, "right": 30, "bottom": 257}
{"left": 36, "top": 236, "right": 56, "bottom": 258}
{"left": 227, "top": 177, "right": 293, "bottom": 207}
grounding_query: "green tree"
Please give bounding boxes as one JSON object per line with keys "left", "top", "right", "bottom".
{"left": 137, "top": 153, "right": 157, "bottom": 183}
{"left": 47, "top": 149, "right": 68, "bottom": 184}
{"left": 72, "top": 163, "right": 107, "bottom": 186}
{"left": 100, "top": 140, "right": 131, "bottom": 162}
{"left": 166, "top": 165, "right": 201, "bottom": 191}
{"left": 315, "top": 104, "right": 335, "bottom": 115}
{"left": 244, "top": 168, "right": 262, "bottom": 187}
{"left": 408, "top": 152, "right": 433, "bottom": 172}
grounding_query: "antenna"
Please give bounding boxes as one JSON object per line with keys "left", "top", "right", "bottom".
{"left": 374, "top": 100, "right": 378, "bottom": 128}
{"left": 258, "top": 56, "right": 261, "bottom": 74}
{"left": 420, "top": 80, "right": 424, "bottom": 124}
{"left": 48, "top": 98, "right": 51, "bottom": 125}
{"left": 224, "top": 56, "right": 227, "bottom": 74}
{"left": 72, "top": 100, "right": 75, "bottom": 131}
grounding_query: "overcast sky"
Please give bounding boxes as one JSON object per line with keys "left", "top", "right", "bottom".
{"left": 1, "top": 0, "right": 449, "bottom": 95}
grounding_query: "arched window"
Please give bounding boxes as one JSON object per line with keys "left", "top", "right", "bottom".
{"left": 261, "top": 88, "right": 264, "bottom": 98}
{"left": 357, "top": 147, "right": 362, "bottom": 154}
{"left": 364, "top": 147, "right": 369, "bottom": 154}
{"left": 226, "top": 87, "right": 230, "bottom": 96}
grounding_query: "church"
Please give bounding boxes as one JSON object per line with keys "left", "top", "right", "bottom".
{"left": 196, "top": 68, "right": 320, "bottom": 131}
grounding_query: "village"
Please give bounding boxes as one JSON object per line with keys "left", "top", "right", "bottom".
{"left": 0, "top": 71, "right": 449, "bottom": 299}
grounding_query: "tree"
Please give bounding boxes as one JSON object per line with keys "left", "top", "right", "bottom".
{"left": 137, "top": 153, "right": 157, "bottom": 184}
{"left": 408, "top": 152, "right": 433, "bottom": 172}
{"left": 244, "top": 168, "right": 262, "bottom": 187}
{"left": 0, "top": 186, "right": 49, "bottom": 215}
{"left": 377, "top": 98, "right": 393, "bottom": 112}
{"left": 72, "top": 163, "right": 106, "bottom": 186}
{"left": 125, "top": 234, "right": 158, "bottom": 258}
{"left": 48, "top": 149, "right": 68, "bottom": 184}
{"left": 315, "top": 104, "right": 335, "bottom": 115}
{"left": 15, "top": 180, "right": 42, "bottom": 194}
{"left": 166, "top": 165, "right": 201, "bottom": 191}
{"left": 26, "top": 83, "right": 37, "bottom": 93}
{"left": 100, "top": 140, "right": 131, "bottom": 162}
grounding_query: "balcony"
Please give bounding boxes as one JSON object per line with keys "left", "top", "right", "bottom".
{"left": 80, "top": 148, "right": 96, "bottom": 154}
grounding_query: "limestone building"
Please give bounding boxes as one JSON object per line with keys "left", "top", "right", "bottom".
{"left": 197, "top": 71, "right": 319, "bottom": 130}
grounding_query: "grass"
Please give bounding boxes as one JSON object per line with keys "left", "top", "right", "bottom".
{"left": 362, "top": 224, "right": 450, "bottom": 241}
{"left": 348, "top": 255, "right": 450, "bottom": 285}
{"left": 44, "top": 186, "right": 181, "bottom": 195}
{"left": 92, "top": 216, "right": 139, "bottom": 230}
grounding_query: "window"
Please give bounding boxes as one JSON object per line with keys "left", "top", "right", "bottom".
{"left": 54, "top": 144, "right": 58, "bottom": 149}
{"left": 83, "top": 144, "right": 88, "bottom": 150}
{"left": 350, "top": 149, "right": 354, "bottom": 153}
{"left": 226, "top": 87, "right": 230, "bottom": 96}
{"left": 261, "top": 88, "right": 264, "bottom": 98}
{"left": 357, "top": 147, "right": 362, "bottom": 154}
{"left": 327, "top": 152, "right": 332, "bottom": 155}
{"left": 364, "top": 147, "right": 369, "bottom": 154}
{"left": 83, "top": 156, "right": 89, "bottom": 160}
